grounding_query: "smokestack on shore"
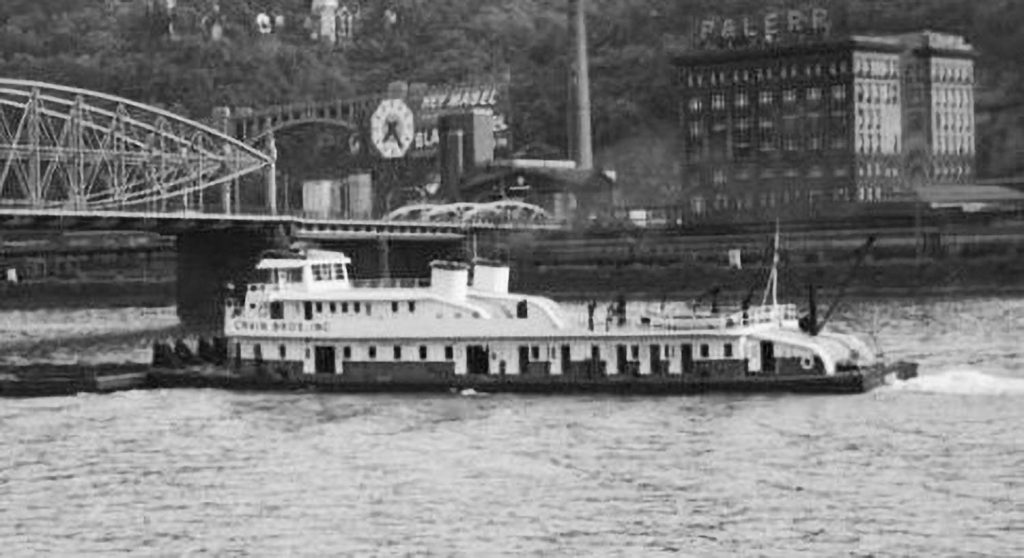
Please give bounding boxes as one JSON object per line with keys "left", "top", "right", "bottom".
{"left": 568, "top": 0, "right": 593, "bottom": 170}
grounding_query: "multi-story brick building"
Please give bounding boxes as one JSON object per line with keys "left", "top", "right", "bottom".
{"left": 673, "top": 30, "right": 975, "bottom": 221}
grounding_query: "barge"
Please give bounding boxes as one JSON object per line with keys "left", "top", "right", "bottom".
{"left": 151, "top": 237, "right": 918, "bottom": 395}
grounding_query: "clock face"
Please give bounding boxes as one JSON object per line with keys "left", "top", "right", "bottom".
{"left": 370, "top": 99, "right": 415, "bottom": 159}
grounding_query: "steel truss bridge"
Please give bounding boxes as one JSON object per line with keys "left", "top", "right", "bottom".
{"left": 0, "top": 79, "right": 272, "bottom": 213}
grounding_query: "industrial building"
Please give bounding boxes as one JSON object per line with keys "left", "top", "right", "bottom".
{"left": 674, "top": 30, "right": 976, "bottom": 221}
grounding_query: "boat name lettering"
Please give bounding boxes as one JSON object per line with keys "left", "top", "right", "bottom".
{"left": 233, "top": 320, "right": 329, "bottom": 333}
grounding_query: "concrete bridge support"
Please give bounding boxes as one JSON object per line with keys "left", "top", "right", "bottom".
{"left": 176, "top": 229, "right": 278, "bottom": 331}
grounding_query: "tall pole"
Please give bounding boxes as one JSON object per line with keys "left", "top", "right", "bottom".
{"left": 569, "top": 0, "right": 593, "bottom": 170}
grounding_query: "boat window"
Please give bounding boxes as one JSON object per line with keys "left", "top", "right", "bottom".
{"left": 333, "top": 263, "right": 346, "bottom": 279}
{"left": 342, "top": 302, "right": 349, "bottom": 313}
{"left": 531, "top": 346, "right": 540, "bottom": 360}
{"left": 408, "top": 301, "right": 416, "bottom": 313}
{"left": 279, "top": 345, "right": 286, "bottom": 359}
{"left": 343, "top": 346, "right": 351, "bottom": 359}
{"left": 368, "top": 346, "right": 376, "bottom": 359}
{"left": 254, "top": 344, "right": 263, "bottom": 362}
{"left": 393, "top": 346, "right": 402, "bottom": 360}
{"left": 392, "top": 301, "right": 399, "bottom": 313}
{"left": 315, "top": 302, "right": 323, "bottom": 314}
{"left": 269, "top": 301, "right": 284, "bottom": 320}
{"left": 516, "top": 300, "right": 528, "bottom": 319}
{"left": 419, "top": 346, "right": 428, "bottom": 360}
{"left": 724, "top": 343, "right": 734, "bottom": 358}
{"left": 444, "top": 346, "right": 454, "bottom": 360}
{"left": 312, "top": 264, "right": 328, "bottom": 281}
{"left": 354, "top": 302, "right": 361, "bottom": 313}
{"left": 631, "top": 345, "right": 639, "bottom": 359}
{"left": 329, "top": 303, "right": 336, "bottom": 313}
{"left": 700, "top": 344, "right": 710, "bottom": 358}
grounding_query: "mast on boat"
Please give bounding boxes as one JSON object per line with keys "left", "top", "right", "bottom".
{"left": 761, "top": 219, "right": 781, "bottom": 322}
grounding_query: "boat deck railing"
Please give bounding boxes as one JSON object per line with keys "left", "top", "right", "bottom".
{"left": 633, "top": 303, "right": 800, "bottom": 331}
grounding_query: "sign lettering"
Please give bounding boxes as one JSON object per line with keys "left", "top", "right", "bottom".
{"left": 232, "top": 320, "right": 330, "bottom": 334}
{"left": 695, "top": 7, "right": 831, "bottom": 50}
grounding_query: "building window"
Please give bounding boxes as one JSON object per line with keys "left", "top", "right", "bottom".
{"left": 269, "top": 301, "right": 284, "bottom": 320}
{"left": 712, "top": 93, "right": 725, "bottom": 111}
{"left": 342, "top": 302, "right": 349, "bottom": 313}
{"left": 343, "top": 346, "right": 351, "bottom": 359}
{"left": 724, "top": 343, "right": 733, "bottom": 358}
{"left": 831, "top": 85, "right": 847, "bottom": 102}
{"left": 354, "top": 302, "right": 361, "bottom": 313}
{"left": 392, "top": 301, "right": 399, "bottom": 313}
{"left": 329, "top": 303, "right": 336, "bottom": 313}
{"left": 699, "top": 344, "right": 710, "bottom": 358}
{"left": 419, "top": 346, "right": 428, "bottom": 360}
{"left": 279, "top": 345, "right": 286, "bottom": 359}
{"left": 444, "top": 346, "right": 454, "bottom": 360}
{"left": 315, "top": 302, "right": 323, "bottom": 314}
{"left": 688, "top": 122, "right": 702, "bottom": 139}
{"left": 254, "top": 343, "right": 263, "bottom": 362}
{"left": 713, "top": 169, "right": 726, "bottom": 186}
{"left": 368, "top": 346, "right": 376, "bottom": 359}
{"left": 807, "top": 87, "right": 822, "bottom": 103}
{"left": 531, "top": 346, "right": 541, "bottom": 360}
{"left": 759, "top": 91, "right": 774, "bottom": 106}
{"left": 735, "top": 92, "right": 748, "bottom": 109}
{"left": 393, "top": 346, "right": 402, "bottom": 360}
{"left": 759, "top": 119, "right": 775, "bottom": 150}
{"left": 688, "top": 97, "right": 702, "bottom": 112}
{"left": 783, "top": 89, "right": 797, "bottom": 104}
{"left": 408, "top": 301, "right": 416, "bottom": 313}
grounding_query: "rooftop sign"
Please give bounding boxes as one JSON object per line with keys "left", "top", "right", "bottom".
{"left": 693, "top": 7, "right": 832, "bottom": 50}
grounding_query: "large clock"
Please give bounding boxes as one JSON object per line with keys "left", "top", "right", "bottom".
{"left": 370, "top": 99, "right": 415, "bottom": 159}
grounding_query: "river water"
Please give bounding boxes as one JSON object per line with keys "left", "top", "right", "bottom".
{"left": 1, "top": 297, "right": 1022, "bottom": 556}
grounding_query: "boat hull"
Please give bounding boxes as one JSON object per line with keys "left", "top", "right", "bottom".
{"left": 148, "top": 361, "right": 917, "bottom": 396}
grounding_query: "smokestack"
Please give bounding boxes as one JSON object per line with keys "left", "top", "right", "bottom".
{"left": 568, "top": 0, "right": 593, "bottom": 170}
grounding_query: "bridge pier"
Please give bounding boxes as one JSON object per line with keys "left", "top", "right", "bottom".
{"left": 176, "top": 229, "right": 277, "bottom": 331}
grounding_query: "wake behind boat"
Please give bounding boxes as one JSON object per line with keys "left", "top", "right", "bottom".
{"left": 150, "top": 230, "right": 918, "bottom": 395}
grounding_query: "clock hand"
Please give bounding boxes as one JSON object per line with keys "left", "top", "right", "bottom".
{"left": 383, "top": 119, "right": 403, "bottom": 147}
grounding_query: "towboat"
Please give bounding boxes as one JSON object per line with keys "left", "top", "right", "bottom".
{"left": 149, "top": 235, "right": 917, "bottom": 395}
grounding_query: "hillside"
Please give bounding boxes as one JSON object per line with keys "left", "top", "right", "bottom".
{"left": 1, "top": 0, "right": 1021, "bottom": 202}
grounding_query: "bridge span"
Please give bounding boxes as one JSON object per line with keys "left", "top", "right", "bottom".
{"left": 0, "top": 78, "right": 558, "bottom": 328}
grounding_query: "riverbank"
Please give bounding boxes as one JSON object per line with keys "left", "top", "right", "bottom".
{"left": 2, "top": 257, "right": 1023, "bottom": 311}
{"left": 517, "top": 257, "right": 1024, "bottom": 303}
{"left": 0, "top": 278, "right": 175, "bottom": 310}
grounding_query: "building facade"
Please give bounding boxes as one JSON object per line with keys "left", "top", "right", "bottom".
{"left": 674, "top": 31, "right": 975, "bottom": 220}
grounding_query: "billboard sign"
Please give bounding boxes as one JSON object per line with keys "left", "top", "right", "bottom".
{"left": 407, "top": 78, "right": 511, "bottom": 158}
